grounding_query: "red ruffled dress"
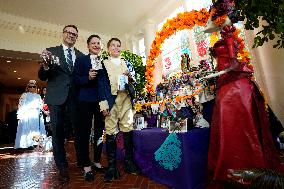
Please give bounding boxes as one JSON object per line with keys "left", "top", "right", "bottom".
{"left": 208, "top": 26, "right": 283, "bottom": 181}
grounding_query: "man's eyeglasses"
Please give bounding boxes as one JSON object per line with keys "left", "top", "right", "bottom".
{"left": 28, "top": 86, "right": 37, "bottom": 88}
{"left": 63, "top": 31, "right": 78, "bottom": 37}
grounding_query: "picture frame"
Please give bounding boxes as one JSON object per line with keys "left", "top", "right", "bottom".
{"left": 169, "top": 118, "right": 188, "bottom": 133}
{"left": 118, "top": 75, "right": 128, "bottom": 91}
{"left": 134, "top": 114, "right": 145, "bottom": 130}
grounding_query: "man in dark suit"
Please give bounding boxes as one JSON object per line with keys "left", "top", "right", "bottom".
{"left": 38, "top": 25, "right": 83, "bottom": 182}
{"left": 73, "top": 34, "right": 105, "bottom": 181}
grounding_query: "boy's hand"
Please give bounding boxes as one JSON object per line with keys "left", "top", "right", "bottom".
{"left": 103, "top": 110, "right": 110, "bottom": 117}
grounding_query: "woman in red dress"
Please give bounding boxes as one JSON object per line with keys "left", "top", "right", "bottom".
{"left": 203, "top": 0, "right": 283, "bottom": 181}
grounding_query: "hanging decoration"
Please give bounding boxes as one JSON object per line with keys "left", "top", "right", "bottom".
{"left": 145, "top": 9, "right": 210, "bottom": 94}
{"left": 193, "top": 26, "right": 211, "bottom": 57}
{"left": 196, "top": 40, "right": 207, "bottom": 57}
{"left": 164, "top": 57, "right": 172, "bottom": 70}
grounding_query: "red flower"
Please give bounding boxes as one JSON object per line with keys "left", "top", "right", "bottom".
{"left": 43, "top": 104, "right": 49, "bottom": 111}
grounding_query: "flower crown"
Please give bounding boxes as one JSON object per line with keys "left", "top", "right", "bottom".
{"left": 28, "top": 80, "right": 36, "bottom": 85}
{"left": 209, "top": 0, "right": 242, "bottom": 26}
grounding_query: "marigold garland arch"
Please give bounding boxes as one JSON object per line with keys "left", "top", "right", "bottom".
{"left": 145, "top": 8, "right": 210, "bottom": 95}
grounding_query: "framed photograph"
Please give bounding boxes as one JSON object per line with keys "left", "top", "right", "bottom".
{"left": 118, "top": 75, "right": 128, "bottom": 91}
{"left": 134, "top": 115, "right": 145, "bottom": 130}
{"left": 169, "top": 119, "right": 188, "bottom": 133}
{"left": 151, "top": 104, "right": 160, "bottom": 115}
{"left": 162, "top": 118, "right": 170, "bottom": 129}
{"left": 91, "top": 56, "right": 102, "bottom": 70}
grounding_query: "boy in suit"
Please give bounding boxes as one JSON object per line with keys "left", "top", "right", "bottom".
{"left": 98, "top": 38, "right": 139, "bottom": 182}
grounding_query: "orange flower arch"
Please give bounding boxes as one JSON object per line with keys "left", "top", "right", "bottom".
{"left": 145, "top": 9, "right": 210, "bottom": 95}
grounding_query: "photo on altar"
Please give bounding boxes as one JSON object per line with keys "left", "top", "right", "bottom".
{"left": 134, "top": 115, "right": 146, "bottom": 130}
{"left": 157, "top": 116, "right": 170, "bottom": 128}
{"left": 151, "top": 104, "right": 160, "bottom": 115}
{"left": 169, "top": 119, "right": 188, "bottom": 133}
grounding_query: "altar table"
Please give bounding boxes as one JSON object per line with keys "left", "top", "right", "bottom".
{"left": 133, "top": 128, "right": 210, "bottom": 189}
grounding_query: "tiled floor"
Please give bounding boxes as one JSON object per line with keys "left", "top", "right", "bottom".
{"left": 1, "top": 141, "right": 284, "bottom": 189}
{"left": 0, "top": 141, "right": 169, "bottom": 189}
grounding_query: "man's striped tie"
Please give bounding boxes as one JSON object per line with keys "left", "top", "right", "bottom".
{"left": 66, "top": 48, "right": 73, "bottom": 70}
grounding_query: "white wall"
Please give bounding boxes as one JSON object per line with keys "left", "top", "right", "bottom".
{"left": 253, "top": 39, "right": 284, "bottom": 124}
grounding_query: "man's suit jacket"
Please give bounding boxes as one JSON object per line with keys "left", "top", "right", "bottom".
{"left": 74, "top": 54, "right": 101, "bottom": 102}
{"left": 38, "top": 45, "right": 84, "bottom": 105}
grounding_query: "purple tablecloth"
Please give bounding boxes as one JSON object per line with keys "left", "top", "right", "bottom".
{"left": 133, "top": 128, "right": 210, "bottom": 189}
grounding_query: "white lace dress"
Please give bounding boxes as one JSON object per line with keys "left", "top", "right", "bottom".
{"left": 14, "top": 92, "right": 46, "bottom": 149}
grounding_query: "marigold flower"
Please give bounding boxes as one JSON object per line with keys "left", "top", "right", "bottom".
{"left": 145, "top": 10, "right": 210, "bottom": 93}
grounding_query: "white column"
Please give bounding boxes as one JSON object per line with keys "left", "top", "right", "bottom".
{"left": 143, "top": 19, "right": 163, "bottom": 89}
{"left": 131, "top": 36, "right": 140, "bottom": 54}
{"left": 143, "top": 19, "right": 157, "bottom": 57}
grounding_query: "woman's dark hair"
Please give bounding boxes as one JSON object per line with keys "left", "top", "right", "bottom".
{"left": 40, "top": 87, "right": 47, "bottom": 99}
{"left": 87, "top": 34, "right": 101, "bottom": 44}
{"left": 107, "top": 38, "right": 121, "bottom": 48}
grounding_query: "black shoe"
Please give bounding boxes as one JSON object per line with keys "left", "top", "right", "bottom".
{"left": 104, "top": 134, "right": 119, "bottom": 182}
{"left": 84, "top": 171, "right": 94, "bottom": 182}
{"left": 27, "top": 146, "right": 35, "bottom": 150}
{"left": 58, "top": 168, "right": 70, "bottom": 182}
{"left": 124, "top": 160, "right": 140, "bottom": 175}
{"left": 104, "top": 167, "right": 120, "bottom": 182}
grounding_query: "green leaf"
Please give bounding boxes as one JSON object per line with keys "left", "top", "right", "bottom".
{"left": 120, "top": 50, "right": 146, "bottom": 96}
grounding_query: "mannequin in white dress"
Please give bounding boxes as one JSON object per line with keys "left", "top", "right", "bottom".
{"left": 14, "top": 80, "right": 46, "bottom": 149}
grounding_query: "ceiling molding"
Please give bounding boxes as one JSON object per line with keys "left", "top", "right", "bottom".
{"left": 0, "top": 11, "right": 110, "bottom": 47}
{"left": 0, "top": 11, "right": 63, "bottom": 39}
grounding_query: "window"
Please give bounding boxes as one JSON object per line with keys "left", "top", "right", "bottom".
{"left": 138, "top": 38, "right": 146, "bottom": 65}
{"left": 162, "top": 30, "right": 191, "bottom": 75}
